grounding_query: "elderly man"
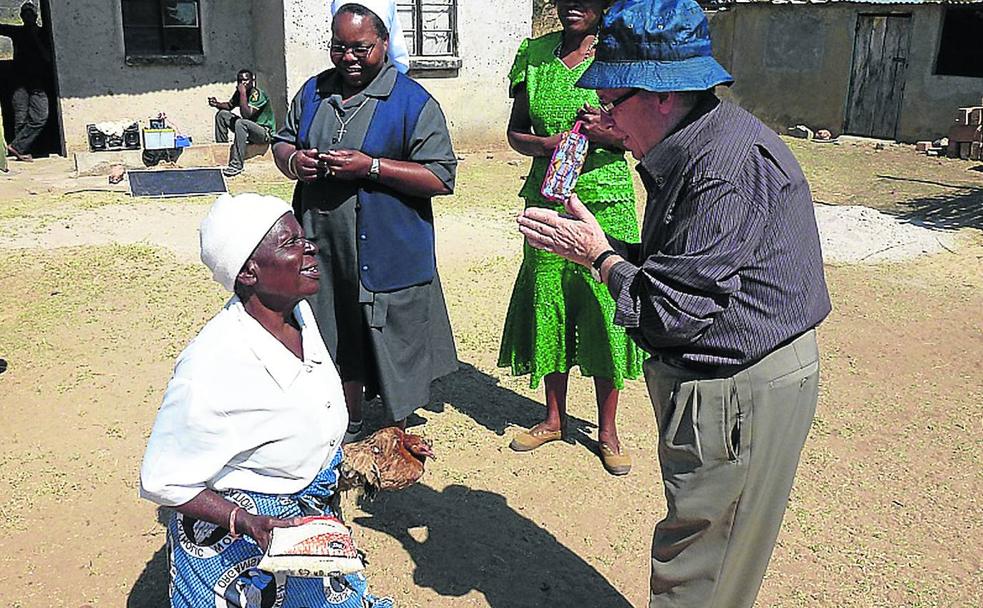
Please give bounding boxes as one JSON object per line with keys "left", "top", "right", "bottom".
{"left": 518, "top": 1, "right": 831, "bottom": 606}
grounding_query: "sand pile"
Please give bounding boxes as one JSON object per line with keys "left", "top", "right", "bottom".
{"left": 814, "top": 204, "right": 959, "bottom": 264}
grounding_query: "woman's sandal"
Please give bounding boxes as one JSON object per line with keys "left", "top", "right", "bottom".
{"left": 510, "top": 423, "right": 566, "bottom": 452}
{"left": 599, "top": 442, "right": 632, "bottom": 476}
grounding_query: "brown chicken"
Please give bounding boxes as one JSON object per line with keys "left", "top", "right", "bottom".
{"left": 337, "top": 427, "right": 434, "bottom": 498}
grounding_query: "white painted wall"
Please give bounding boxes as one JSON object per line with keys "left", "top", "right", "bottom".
{"left": 50, "top": 0, "right": 256, "bottom": 152}
{"left": 422, "top": 0, "right": 530, "bottom": 150}
{"left": 283, "top": 0, "right": 532, "bottom": 150}
{"left": 47, "top": 0, "right": 530, "bottom": 151}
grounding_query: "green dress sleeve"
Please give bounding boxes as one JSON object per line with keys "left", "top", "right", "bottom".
{"left": 508, "top": 38, "right": 531, "bottom": 98}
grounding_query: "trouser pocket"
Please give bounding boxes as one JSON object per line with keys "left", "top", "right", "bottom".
{"left": 724, "top": 377, "right": 743, "bottom": 462}
{"left": 656, "top": 375, "right": 742, "bottom": 473}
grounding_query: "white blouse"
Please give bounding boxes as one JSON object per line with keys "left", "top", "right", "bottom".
{"left": 140, "top": 297, "right": 348, "bottom": 507}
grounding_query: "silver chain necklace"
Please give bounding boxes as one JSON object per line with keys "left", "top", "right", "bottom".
{"left": 332, "top": 98, "right": 370, "bottom": 144}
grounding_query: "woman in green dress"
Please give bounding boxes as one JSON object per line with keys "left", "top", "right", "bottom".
{"left": 498, "top": 0, "right": 644, "bottom": 475}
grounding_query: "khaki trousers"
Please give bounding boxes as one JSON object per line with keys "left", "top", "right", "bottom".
{"left": 644, "top": 330, "right": 819, "bottom": 608}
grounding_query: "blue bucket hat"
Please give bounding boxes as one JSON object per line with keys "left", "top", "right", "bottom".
{"left": 577, "top": 0, "right": 733, "bottom": 92}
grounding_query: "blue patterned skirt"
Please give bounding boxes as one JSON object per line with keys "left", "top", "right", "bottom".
{"left": 166, "top": 450, "right": 393, "bottom": 608}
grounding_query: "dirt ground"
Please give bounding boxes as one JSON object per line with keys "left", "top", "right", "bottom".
{"left": 0, "top": 141, "right": 980, "bottom": 608}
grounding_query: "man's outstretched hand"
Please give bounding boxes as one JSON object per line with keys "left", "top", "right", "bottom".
{"left": 517, "top": 194, "right": 610, "bottom": 268}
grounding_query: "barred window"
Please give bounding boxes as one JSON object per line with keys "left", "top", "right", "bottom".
{"left": 122, "top": 0, "right": 202, "bottom": 57}
{"left": 396, "top": 0, "right": 458, "bottom": 57}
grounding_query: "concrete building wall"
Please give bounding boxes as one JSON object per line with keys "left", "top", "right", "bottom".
{"left": 49, "top": 0, "right": 256, "bottom": 151}
{"left": 253, "top": 0, "right": 289, "bottom": 128}
{"left": 708, "top": 3, "right": 983, "bottom": 143}
{"left": 46, "top": 0, "right": 531, "bottom": 152}
{"left": 420, "top": 0, "right": 530, "bottom": 150}
{"left": 282, "top": 0, "right": 531, "bottom": 151}
{"left": 894, "top": 4, "right": 983, "bottom": 142}
{"left": 282, "top": 0, "right": 332, "bottom": 106}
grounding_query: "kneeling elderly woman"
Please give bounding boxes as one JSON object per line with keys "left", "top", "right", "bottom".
{"left": 140, "top": 193, "right": 393, "bottom": 608}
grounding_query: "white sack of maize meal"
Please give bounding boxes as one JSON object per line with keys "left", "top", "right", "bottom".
{"left": 258, "top": 516, "right": 364, "bottom": 576}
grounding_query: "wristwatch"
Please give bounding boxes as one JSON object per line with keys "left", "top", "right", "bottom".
{"left": 590, "top": 249, "right": 617, "bottom": 282}
{"left": 368, "top": 157, "right": 381, "bottom": 181}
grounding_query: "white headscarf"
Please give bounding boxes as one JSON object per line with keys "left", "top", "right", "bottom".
{"left": 199, "top": 193, "right": 293, "bottom": 292}
{"left": 330, "top": 0, "right": 410, "bottom": 74}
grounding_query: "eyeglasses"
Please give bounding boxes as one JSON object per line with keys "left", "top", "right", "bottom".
{"left": 599, "top": 89, "right": 640, "bottom": 114}
{"left": 329, "top": 42, "right": 376, "bottom": 58}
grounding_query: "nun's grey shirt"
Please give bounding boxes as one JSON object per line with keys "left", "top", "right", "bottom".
{"left": 274, "top": 61, "right": 458, "bottom": 420}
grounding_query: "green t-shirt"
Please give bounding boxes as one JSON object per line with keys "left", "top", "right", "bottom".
{"left": 230, "top": 87, "right": 275, "bottom": 133}
{"left": 509, "top": 32, "right": 635, "bottom": 206}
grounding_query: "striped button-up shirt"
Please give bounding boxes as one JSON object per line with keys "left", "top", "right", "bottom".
{"left": 606, "top": 96, "right": 831, "bottom": 367}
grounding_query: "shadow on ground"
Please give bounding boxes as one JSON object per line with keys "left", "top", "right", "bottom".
{"left": 431, "top": 362, "right": 603, "bottom": 454}
{"left": 128, "top": 486, "right": 632, "bottom": 608}
{"left": 127, "top": 508, "right": 171, "bottom": 607}
{"left": 356, "top": 483, "right": 632, "bottom": 608}
{"left": 876, "top": 175, "right": 983, "bottom": 231}
{"left": 126, "top": 364, "right": 616, "bottom": 607}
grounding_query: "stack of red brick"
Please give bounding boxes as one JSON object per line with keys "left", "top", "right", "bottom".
{"left": 946, "top": 106, "right": 983, "bottom": 160}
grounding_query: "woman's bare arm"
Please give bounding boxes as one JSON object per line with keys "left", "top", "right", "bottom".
{"left": 507, "top": 86, "right": 562, "bottom": 158}
{"left": 173, "top": 489, "right": 299, "bottom": 552}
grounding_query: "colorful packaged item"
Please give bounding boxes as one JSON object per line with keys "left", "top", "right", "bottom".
{"left": 541, "top": 121, "right": 590, "bottom": 203}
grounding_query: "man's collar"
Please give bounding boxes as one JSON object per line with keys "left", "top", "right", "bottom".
{"left": 639, "top": 94, "right": 721, "bottom": 181}
{"left": 229, "top": 297, "right": 325, "bottom": 391}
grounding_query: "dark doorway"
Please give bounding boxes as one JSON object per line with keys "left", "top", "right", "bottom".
{"left": 844, "top": 13, "right": 912, "bottom": 140}
{"left": 0, "top": 0, "right": 64, "bottom": 157}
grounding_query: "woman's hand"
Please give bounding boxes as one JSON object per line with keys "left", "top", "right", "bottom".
{"left": 577, "top": 104, "right": 626, "bottom": 150}
{"left": 293, "top": 148, "right": 323, "bottom": 183}
{"left": 321, "top": 149, "right": 373, "bottom": 181}
{"left": 238, "top": 512, "right": 303, "bottom": 553}
{"left": 542, "top": 133, "right": 564, "bottom": 153}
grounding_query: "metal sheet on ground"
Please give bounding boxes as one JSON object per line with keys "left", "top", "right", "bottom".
{"left": 128, "top": 168, "right": 227, "bottom": 198}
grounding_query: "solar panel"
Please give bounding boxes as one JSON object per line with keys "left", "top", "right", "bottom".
{"left": 128, "top": 168, "right": 227, "bottom": 198}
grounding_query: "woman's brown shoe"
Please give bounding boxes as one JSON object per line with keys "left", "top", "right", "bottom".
{"left": 599, "top": 442, "right": 632, "bottom": 476}
{"left": 510, "top": 424, "right": 564, "bottom": 452}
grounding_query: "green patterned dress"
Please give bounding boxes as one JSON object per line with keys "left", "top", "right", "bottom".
{"left": 498, "top": 32, "right": 646, "bottom": 390}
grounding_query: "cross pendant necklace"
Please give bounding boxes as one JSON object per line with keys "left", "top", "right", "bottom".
{"left": 332, "top": 98, "right": 370, "bottom": 144}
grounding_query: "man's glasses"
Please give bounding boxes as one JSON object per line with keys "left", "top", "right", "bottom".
{"left": 329, "top": 42, "right": 376, "bottom": 59}
{"left": 600, "top": 89, "right": 640, "bottom": 114}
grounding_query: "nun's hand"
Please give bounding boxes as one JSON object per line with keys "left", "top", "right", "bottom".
{"left": 294, "top": 148, "right": 322, "bottom": 183}
{"left": 321, "top": 149, "right": 372, "bottom": 181}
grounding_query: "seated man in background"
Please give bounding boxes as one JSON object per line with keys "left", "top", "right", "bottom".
{"left": 209, "top": 68, "right": 275, "bottom": 177}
